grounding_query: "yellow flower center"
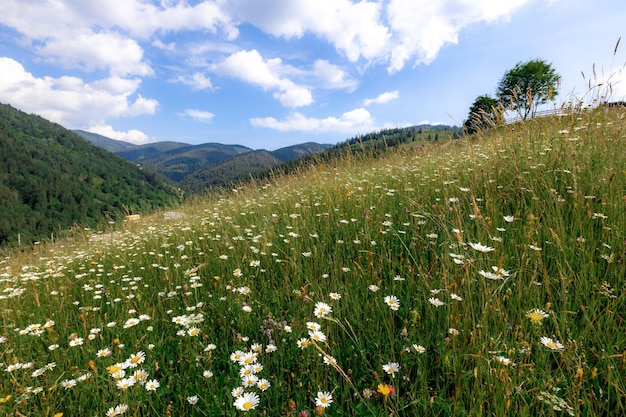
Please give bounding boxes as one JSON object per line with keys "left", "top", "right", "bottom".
{"left": 107, "top": 364, "right": 122, "bottom": 374}
{"left": 243, "top": 401, "right": 253, "bottom": 410}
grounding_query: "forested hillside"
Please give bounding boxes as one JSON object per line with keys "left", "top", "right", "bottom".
{"left": 270, "top": 142, "right": 332, "bottom": 162}
{"left": 271, "top": 124, "right": 460, "bottom": 176}
{"left": 117, "top": 142, "right": 254, "bottom": 182}
{"left": 178, "top": 150, "right": 281, "bottom": 193}
{"left": 0, "top": 103, "right": 180, "bottom": 246}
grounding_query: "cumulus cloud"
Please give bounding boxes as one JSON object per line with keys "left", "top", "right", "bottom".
{"left": 172, "top": 72, "right": 214, "bottom": 91}
{"left": 37, "top": 31, "right": 153, "bottom": 77}
{"left": 76, "top": 0, "right": 237, "bottom": 40}
{"left": 386, "top": 0, "right": 530, "bottom": 71}
{"left": 183, "top": 109, "right": 216, "bottom": 122}
{"left": 364, "top": 91, "right": 399, "bottom": 106}
{"left": 87, "top": 125, "right": 151, "bottom": 145}
{"left": 272, "top": 86, "right": 313, "bottom": 108}
{"left": 225, "top": 0, "right": 390, "bottom": 62}
{"left": 594, "top": 59, "right": 626, "bottom": 101}
{"left": 250, "top": 107, "right": 376, "bottom": 133}
{"left": 0, "top": 0, "right": 237, "bottom": 77}
{"left": 213, "top": 49, "right": 314, "bottom": 107}
{"left": 124, "top": 95, "right": 159, "bottom": 117}
{"left": 1, "top": 0, "right": 534, "bottom": 79}
{"left": 225, "top": 0, "right": 530, "bottom": 72}
{"left": 611, "top": 68, "right": 626, "bottom": 100}
{"left": 311, "top": 60, "right": 358, "bottom": 91}
{"left": 1, "top": 3, "right": 150, "bottom": 77}
{"left": 214, "top": 50, "right": 282, "bottom": 88}
{"left": 0, "top": 57, "right": 158, "bottom": 128}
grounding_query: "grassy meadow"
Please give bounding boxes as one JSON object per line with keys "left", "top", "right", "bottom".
{"left": 1, "top": 106, "right": 625, "bottom": 416}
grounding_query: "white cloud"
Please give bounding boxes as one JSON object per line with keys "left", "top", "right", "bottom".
{"left": 184, "top": 109, "right": 216, "bottom": 122}
{"left": 213, "top": 49, "right": 313, "bottom": 107}
{"left": 0, "top": 2, "right": 152, "bottom": 77}
{"left": 273, "top": 86, "right": 314, "bottom": 108}
{"left": 214, "top": 50, "right": 281, "bottom": 87}
{"left": 226, "top": 0, "right": 390, "bottom": 62}
{"left": 37, "top": 31, "right": 153, "bottom": 77}
{"left": 0, "top": 0, "right": 237, "bottom": 40}
{"left": 598, "top": 64, "right": 626, "bottom": 101}
{"left": 78, "top": 0, "right": 239, "bottom": 40}
{"left": 311, "top": 60, "right": 358, "bottom": 91}
{"left": 125, "top": 95, "right": 159, "bottom": 117}
{"left": 612, "top": 69, "right": 626, "bottom": 100}
{"left": 250, "top": 107, "right": 376, "bottom": 133}
{"left": 87, "top": 125, "right": 151, "bottom": 145}
{"left": 1, "top": 0, "right": 535, "bottom": 92}
{"left": 225, "top": 0, "right": 530, "bottom": 72}
{"left": 0, "top": 57, "right": 158, "bottom": 128}
{"left": 89, "top": 77, "right": 142, "bottom": 95}
{"left": 364, "top": 91, "right": 399, "bottom": 106}
{"left": 0, "top": 0, "right": 237, "bottom": 77}
{"left": 386, "top": 0, "right": 530, "bottom": 71}
{"left": 173, "top": 72, "right": 214, "bottom": 91}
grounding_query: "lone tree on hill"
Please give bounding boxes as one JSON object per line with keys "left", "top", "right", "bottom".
{"left": 463, "top": 94, "right": 501, "bottom": 134}
{"left": 497, "top": 59, "right": 560, "bottom": 120}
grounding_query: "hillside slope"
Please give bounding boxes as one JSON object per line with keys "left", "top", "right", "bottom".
{"left": 0, "top": 103, "right": 180, "bottom": 246}
{"left": 0, "top": 108, "right": 624, "bottom": 416}
{"left": 270, "top": 142, "right": 333, "bottom": 162}
{"left": 121, "top": 142, "right": 253, "bottom": 182}
{"left": 178, "top": 149, "right": 281, "bottom": 192}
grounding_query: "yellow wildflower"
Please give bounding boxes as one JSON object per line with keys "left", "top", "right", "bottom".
{"left": 377, "top": 384, "right": 391, "bottom": 396}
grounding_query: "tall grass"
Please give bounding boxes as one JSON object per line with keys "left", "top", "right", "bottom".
{"left": 1, "top": 105, "right": 624, "bottom": 416}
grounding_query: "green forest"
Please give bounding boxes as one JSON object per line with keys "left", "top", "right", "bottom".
{"left": 269, "top": 124, "right": 461, "bottom": 177}
{"left": 0, "top": 103, "right": 179, "bottom": 246}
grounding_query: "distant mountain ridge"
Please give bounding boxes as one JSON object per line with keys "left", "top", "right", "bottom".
{"left": 117, "top": 142, "right": 254, "bottom": 182}
{"left": 75, "top": 125, "right": 461, "bottom": 193}
{"left": 270, "top": 142, "right": 331, "bottom": 162}
{"left": 114, "top": 141, "right": 200, "bottom": 161}
{"left": 75, "top": 130, "right": 333, "bottom": 187}
{"left": 73, "top": 130, "right": 136, "bottom": 153}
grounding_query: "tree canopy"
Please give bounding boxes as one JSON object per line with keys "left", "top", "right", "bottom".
{"left": 497, "top": 59, "right": 560, "bottom": 120}
{"left": 463, "top": 95, "right": 501, "bottom": 134}
{"left": 0, "top": 103, "right": 179, "bottom": 246}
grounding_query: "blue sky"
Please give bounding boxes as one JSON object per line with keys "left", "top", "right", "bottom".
{"left": 1, "top": 0, "right": 625, "bottom": 150}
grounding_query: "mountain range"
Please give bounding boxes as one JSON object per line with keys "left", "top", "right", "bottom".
{"left": 74, "top": 130, "right": 333, "bottom": 189}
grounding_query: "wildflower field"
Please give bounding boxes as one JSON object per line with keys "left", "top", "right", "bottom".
{"left": 1, "top": 107, "right": 624, "bottom": 416}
